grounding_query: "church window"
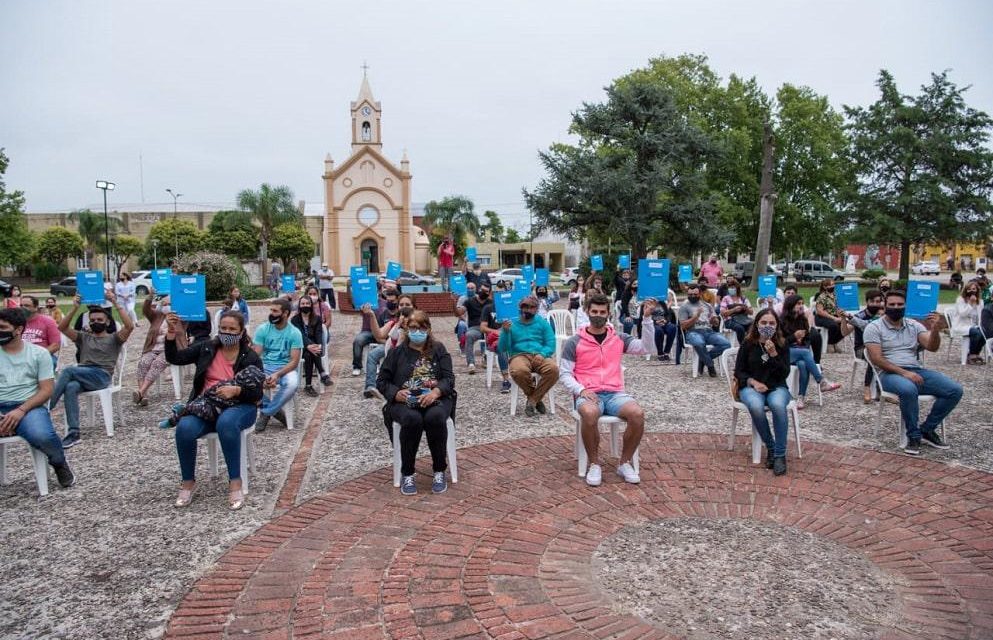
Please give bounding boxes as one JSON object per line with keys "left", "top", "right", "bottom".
{"left": 361, "top": 121, "right": 371, "bottom": 141}
{"left": 358, "top": 205, "right": 379, "bottom": 227}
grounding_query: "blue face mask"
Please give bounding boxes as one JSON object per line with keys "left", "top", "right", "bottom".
{"left": 408, "top": 330, "right": 428, "bottom": 345}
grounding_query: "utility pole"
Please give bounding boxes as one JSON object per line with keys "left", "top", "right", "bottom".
{"left": 751, "top": 121, "right": 776, "bottom": 291}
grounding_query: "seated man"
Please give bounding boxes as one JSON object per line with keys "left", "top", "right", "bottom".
{"left": 678, "top": 283, "right": 730, "bottom": 377}
{"left": 499, "top": 295, "right": 559, "bottom": 415}
{"left": 453, "top": 282, "right": 476, "bottom": 349}
{"left": 460, "top": 284, "right": 492, "bottom": 374}
{"left": 52, "top": 291, "right": 134, "bottom": 447}
{"left": 20, "top": 295, "right": 61, "bottom": 369}
{"left": 252, "top": 298, "right": 303, "bottom": 432}
{"left": 362, "top": 287, "right": 406, "bottom": 398}
{"left": 0, "top": 308, "right": 74, "bottom": 488}
{"left": 560, "top": 293, "right": 655, "bottom": 486}
{"left": 864, "top": 289, "right": 962, "bottom": 455}
{"left": 350, "top": 290, "right": 387, "bottom": 376}
{"left": 845, "top": 289, "right": 884, "bottom": 403}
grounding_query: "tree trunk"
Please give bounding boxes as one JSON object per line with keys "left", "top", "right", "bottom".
{"left": 899, "top": 240, "right": 910, "bottom": 281}
{"left": 750, "top": 122, "right": 776, "bottom": 291}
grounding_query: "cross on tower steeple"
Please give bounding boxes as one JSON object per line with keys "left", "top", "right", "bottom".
{"left": 361, "top": 61, "right": 369, "bottom": 77}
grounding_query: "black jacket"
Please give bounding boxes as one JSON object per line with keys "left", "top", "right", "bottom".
{"left": 376, "top": 341, "right": 456, "bottom": 427}
{"left": 982, "top": 303, "right": 993, "bottom": 339}
{"left": 734, "top": 340, "right": 790, "bottom": 389}
{"left": 165, "top": 337, "right": 264, "bottom": 404}
{"left": 290, "top": 313, "right": 323, "bottom": 347}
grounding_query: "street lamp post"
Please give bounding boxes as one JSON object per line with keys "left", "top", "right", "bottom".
{"left": 95, "top": 180, "right": 116, "bottom": 278}
{"left": 151, "top": 239, "right": 159, "bottom": 270}
{"left": 166, "top": 188, "right": 182, "bottom": 218}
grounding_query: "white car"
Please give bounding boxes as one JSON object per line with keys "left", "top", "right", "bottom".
{"left": 561, "top": 267, "right": 581, "bottom": 286}
{"left": 911, "top": 261, "right": 941, "bottom": 276}
{"left": 488, "top": 268, "right": 524, "bottom": 287}
{"left": 130, "top": 270, "right": 155, "bottom": 296}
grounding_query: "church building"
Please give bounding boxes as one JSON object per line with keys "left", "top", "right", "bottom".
{"left": 321, "top": 73, "right": 423, "bottom": 275}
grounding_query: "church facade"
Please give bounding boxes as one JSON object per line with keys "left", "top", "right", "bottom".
{"left": 322, "top": 74, "right": 424, "bottom": 275}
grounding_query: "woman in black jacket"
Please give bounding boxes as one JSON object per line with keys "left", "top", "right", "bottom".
{"left": 733, "top": 308, "right": 792, "bottom": 475}
{"left": 291, "top": 297, "right": 331, "bottom": 396}
{"left": 376, "top": 310, "right": 456, "bottom": 496}
{"left": 165, "top": 310, "right": 264, "bottom": 510}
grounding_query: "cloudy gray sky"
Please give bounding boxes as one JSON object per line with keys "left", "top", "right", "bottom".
{"left": 2, "top": 0, "right": 991, "bottom": 229}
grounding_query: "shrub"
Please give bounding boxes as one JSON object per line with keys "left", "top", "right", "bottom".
{"left": 241, "top": 286, "right": 274, "bottom": 301}
{"left": 33, "top": 261, "right": 70, "bottom": 283}
{"left": 174, "top": 251, "right": 239, "bottom": 301}
{"left": 861, "top": 268, "right": 887, "bottom": 280}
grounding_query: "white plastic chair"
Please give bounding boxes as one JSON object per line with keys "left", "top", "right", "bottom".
{"left": 169, "top": 365, "right": 188, "bottom": 400}
{"left": 572, "top": 411, "right": 639, "bottom": 477}
{"left": 547, "top": 309, "right": 576, "bottom": 363}
{"left": 203, "top": 426, "right": 257, "bottom": 495}
{"left": 78, "top": 345, "right": 128, "bottom": 437}
{"left": 509, "top": 372, "right": 557, "bottom": 416}
{"left": 786, "top": 363, "right": 824, "bottom": 407}
{"left": 721, "top": 348, "right": 802, "bottom": 464}
{"left": 943, "top": 311, "right": 970, "bottom": 365}
{"left": 815, "top": 326, "right": 829, "bottom": 359}
{"left": 263, "top": 389, "right": 296, "bottom": 430}
{"left": 391, "top": 417, "right": 458, "bottom": 487}
{"left": 0, "top": 436, "right": 49, "bottom": 496}
{"left": 867, "top": 360, "right": 947, "bottom": 449}
{"left": 472, "top": 339, "right": 497, "bottom": 389}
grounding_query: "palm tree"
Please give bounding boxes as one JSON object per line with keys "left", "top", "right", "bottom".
{"left": 422, "top": 196, "right": 482, "bottom": 258}
{"left": 67, "top": 208, "right": 122, "bottom": 270}
{"left": 235, "top": 184, "right": 300, "bottom": 270}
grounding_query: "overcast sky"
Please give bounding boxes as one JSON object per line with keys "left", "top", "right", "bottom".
{"left": 2, "top": 0, "right": 991, "bottom": 229}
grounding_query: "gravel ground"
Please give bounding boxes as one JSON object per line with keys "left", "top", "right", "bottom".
{"left": 593, "top": 518, "right": 900, "bottom": 639}
{"left": 1, "top": 311, "right": 990, "bottom": 639}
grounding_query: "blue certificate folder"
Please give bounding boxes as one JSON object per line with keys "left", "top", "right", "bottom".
{"left": 618, "top": 254, "right": 631, "bottom": 269}
{"left": 521, "top": 264, "right": 534, "bottom": 284}
{"left": 351, "top": 277, "right": 378, "bottom": 309}
{"left": 835, "top": 282, "right": 860, "bottom": 312}
{"left": 151, "top": 268, "right": 172, "bottom": 294}
{"left": 281, "top": 275, "right": 296, "bottom": 293}
{"left": 386, "top": 261, "right": 402, "bottom": 281}
{"left": 906, "top": 281, "right": 939, "bottom": 318}
{"left": 535, "top": 268, "right": 550, "bottom": 286}
{"left": 758, "top": 275, "right": 778, "bottom": 298}
{"left": 349, "top": 265, "right": 366, "bottom": 282}
{"left": 494, "top": 290, "right": 519, "bottom": 322}
{"left": 637, "top": 258, "right": 670, "bottom": 301}
{"left": 465, "top": 247, "right": 477, "bottom": 263}
{"left": 77, "top": 271, "right": 105, "bottom": 305}
{"left": 449, "top": 274, "right": 467, "bottom": 296}
{"left": 590, "top": 254, "right": 604, "bottom": 271}
{"left": 171, "top": 275, "right": 206, "bottom": 321}
{"left": 678, "top": 264, "right": 693, "bottom": 283}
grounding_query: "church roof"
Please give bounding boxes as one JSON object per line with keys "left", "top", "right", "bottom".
{"left": 351, "top": 73, "right": 380, "bottom": 110}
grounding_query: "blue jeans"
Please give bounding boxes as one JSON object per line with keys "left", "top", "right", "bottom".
{"left": 455, "top": 319, "right": 467, "bottom": 343}
{"left": 175, "top": 403, "right": 257, "bottom": 481}
{"left": 261, "top": 364, "right": 299, "bottom": 416}
{"left": 724, "top": 316, "right": 751, "bottom": 344}
{"left": 464, "top": 327, "right": 483, "bottom": 365}
{"left": 50, "top": 365, "right": 111, "bottom": 437}
{"left": 789, "top": 347, "right": 823, "bottom": 396}
{"left": 574, "top": 390, "right": 635, "bottom": 416}
{"left": 685, "top": 329, "right": 731, "bottom": 368}
{"left": 622, "top": 317, "right": 635, "bottom": 334}
{"left": 351, "top": 331, "right": 375, "bottom": 370}
{"left": 739, "top": 385, "right": 791, "bottom": 457}
{"left": 1, "top": 402, "right": 65, "bottom": 466}
{"left": 879, "top": 367, "right": 963, "bottom": 441}
{"left": 365, "top": 344, "right": 386, "bottom": 389}
{"left": 491, "top": 344, "right": 508, "bottom": 373}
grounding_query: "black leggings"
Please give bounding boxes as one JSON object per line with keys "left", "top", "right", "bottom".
{"left": 302, "top": 349, "right": 326, "bottom": 384}
{"left": 815, "top": 316, "right": 844, "bottom": 345}
{"left": 391, "top": 399, "right": 451, "bottom": 476}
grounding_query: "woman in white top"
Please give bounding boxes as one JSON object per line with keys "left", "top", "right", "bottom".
{"left": 115, "top": 272, "right": 138, "bottom": 325}
{"left": 952, "top": 281, "right": 986, "bottom": 364}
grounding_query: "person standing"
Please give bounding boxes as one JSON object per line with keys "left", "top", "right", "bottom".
{"left": 317, "top": 263, "right": 336, "bottom": 309}
{"left": 699, "top": 255, "right": 723, "bottom": 287}
{"left": 252, "top": 298, "right": 303, "bottom": 432}
{"left": 5, "top": 285, "right": 22, "bottom": 309}
{"left": 437, "top": 237, "right": 455, "bottom": 292}
{"left": 115, "top": 272, "right": 138, "bottom": 326}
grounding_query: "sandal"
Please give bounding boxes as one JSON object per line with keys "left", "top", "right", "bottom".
{"left": 174, "top": 487, "right": 195, "bottom": 508}
{"left": 229, "top": 489, "right": 245, "bottom": 511}
{"left": 132, "top": 391, "right": 144, "bottom": 405}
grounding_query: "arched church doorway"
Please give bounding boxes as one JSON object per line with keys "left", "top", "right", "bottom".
{"left": 361, "top": 238, "right": 380, "bottom": 274}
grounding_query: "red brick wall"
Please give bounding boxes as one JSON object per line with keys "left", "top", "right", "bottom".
{"left": 336, "top": 291, "right": 455, "bottom": 315}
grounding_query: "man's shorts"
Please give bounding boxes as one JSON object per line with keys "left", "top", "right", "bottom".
{"left": 575, "top": 390, "right": 635, "bottom": 417}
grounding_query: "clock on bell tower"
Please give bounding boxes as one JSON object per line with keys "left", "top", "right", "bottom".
{"left": 351, "top": 67, "right": 382, "bottom": 150}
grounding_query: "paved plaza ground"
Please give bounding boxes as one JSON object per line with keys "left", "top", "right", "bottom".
{"left": 1, "top": 311, "right": 991, "bottom": 639}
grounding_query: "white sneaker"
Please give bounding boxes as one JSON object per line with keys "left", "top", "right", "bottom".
{"left": 585, "top": 463, "right": 602, "bottom": 487}
{"left": 351, "top": 368, "right": 361, "bottom": 376}
{"left": 468, "top": 364, "right": 476, "bottom": 375}
{"left": 616, "top": 462, "right": 640, "bottom": 484}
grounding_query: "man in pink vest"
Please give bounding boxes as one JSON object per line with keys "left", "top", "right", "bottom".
{"left": 559, "top": 292, "right": 655, "bottom": 487}
{"left": 699, "top": 254, "right": 724, "bottom": 286}
{"left": 438, "top": 236, "right": 456, "bottom": 292}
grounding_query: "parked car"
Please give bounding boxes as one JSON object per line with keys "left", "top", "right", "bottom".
{"left": 130, "top": 270, "right": 154, "bottom": 296}
{"left": 489, "top": 268, "right": 524, "bottom": 288}
{"left": 50, "top": 277, "right": 77, "bottom": 297}
{"left": 561, "top": 267, "right": 581, "bottom": 287}
{"left": 0, "top": 279, "right": 13, "bottom": 297}
{"left": 732, "top": 261, "right": 784, "bottom": 286}
{"left": 792, "top": 260, "right": 845, "bottom": 283}
{"left": 396, "top": 270, "right": 436, "bottom": 287}
{"left": 911, "top": 261, "right": 941, "bottom": 276}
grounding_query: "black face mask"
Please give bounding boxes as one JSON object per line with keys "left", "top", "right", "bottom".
{"left": 386, "top": 301, "right": 398, "bottom": 311}
{"left": 90, "top": 322, "right": 107, "bottom": 334}
{"left": 478, "top": 292, "right": 489, "bottom": 300}
{"left": 400, "top": 307, "right": 413, "bottom": 317}
{"left": 867, "top": 305, "right": 882, "bottom": 315}
{"left": 0, "top": 330, "right": 14, "bottom": 345}
{"left": 299, "top": 306, "right": 312, "bottom": 314}
{"left": 880, "top": 285, "right": 890, "bottom": 293}
{"left": 687, "top": 295, "right": 700, "bottom": 304}
{"left": 269, "top": 314, "right": 283, "bottom": 325}
{"left": 521, "top": 311, "right": 535, "bottom": 320}
{"left": 885, "top": 307, "right": 905, "bottom": 321}
{"left": 536, "top": 292, "right": 547, "bottom": 298}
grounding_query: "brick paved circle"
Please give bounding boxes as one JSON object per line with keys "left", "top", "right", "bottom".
{"left": 165, "top": 433, "right": 993, "bottom": 639}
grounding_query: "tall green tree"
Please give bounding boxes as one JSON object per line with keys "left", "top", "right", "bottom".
{"left": 0, "top": 149, "right": 39, "bottom": 268}
{"left": 845, "top": 70, "right": 993, "bottom": 280}
{"left": 421, "top": 195, "right": 481, "bottom": 258}
{"left": 205, "top": 210, "right": 259, "bottom": 259}
{"left": 67, "top": 208, "right": 123, "bottom": 268}
{"left": 480, "top": 210, "right": 504, "bottom": 243}
{"left": 524, "top": 75, "right": 729, "bottom": 259}
{"left": 235, "top": 184, "right": 300, "bottom": 269}
{"left": 269, "top": 222, "right": 314, "bottom": 267}
{"left": 35, "top": 227, "right": 85, "bottom": 266}
{"left": 102, "top": 235, "right": 143, "bottom": 272}
{"left": 141, "top": 218, "right": 206, "bottom": 266}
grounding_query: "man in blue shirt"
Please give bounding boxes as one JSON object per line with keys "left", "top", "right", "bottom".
{"left": 253, "top": 298, "right": 303, "bottom": 432}
{"left": 499, "top": 295, "right": 559, "bottom": 416}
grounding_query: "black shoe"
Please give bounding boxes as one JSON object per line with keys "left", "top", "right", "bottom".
{"left": 707, "top": 365, "right": 717, "bottom": 378}
{"left": 61, "top": 433, "right": 80, "bottom": 449}
{"left": 304, "top": 385, "right": 319, "bottom": 397}
{"left": 255, "top": 414, "right": 271, "bottom": 433}
{"left": 535, "top": 400, "right": 548, "bottom": 415}
{"left": 53, "top": 463, "right": 75, "bottom": 488}
{"left": 320, "top": 375, "right": 332, "bottom": 386}
{"left": 697, "top": 360, "right": 705, "bottom": 375}
{"left": 903, "top": 438, "right": 921, "bottom": 456}
{"left": 660, "top": 354, "right": 671, "bottom": 362}
{"left": 773, "top": 456, "right": 787, "bottom": 476}
{"left": 274, "top": 409, "right": 288, "bottom": 426}
{"left": 524, "top": 402, "right": 536, "bottom": 417}
{"left": 766, "top": 450, "right": 775, "bottom": 469}
{"left": 921, "top": 430, "right": 950, "bottom": 449}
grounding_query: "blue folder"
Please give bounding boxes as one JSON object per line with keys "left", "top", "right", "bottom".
{"left": 678, "top": 264, "right": 693, "bottom": 283}
{"left": 535, "top": 268, "right": 550, "bottom": 287}
{"left": 835, "top": 282, "right": 860, "bottom": 312}
{"left": 450, "top": 274, "right": 467, "bottom": 296}
{"left": 465, "top": 247, "right": 477, "bottom": 263}
{"left": 281, "top": 275, "right": 296, "bottom": 293}
{"left": 151, "top": 268, "right": 172, "bottom": 294}
{"left": 77, "top": 271, "right": 105, "bottom": 305}
{"left": 494, "top": 291, "right": 519, "bottom": 322}
{"left": 906, "top": 281, "right": 939, "bottom": 318}
{"left": 758, "top": 275, "right": 778, "bottom": 298}
{"left": 590, "top": 254, "right": 603, "bottom": 271}
{"left": 637, "top": 258, "right": 669, "bottom": 301}
{"left": 351, "top": 277, "right": 379, "bottom": 309}
{"left": 171, "top": 275, "right": 207, "bottom": 321}
{"left": 386, "top": 261, "right": 402, "bottom": 281}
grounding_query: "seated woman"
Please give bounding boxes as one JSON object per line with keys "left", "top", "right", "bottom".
{"left": 165, "top": 310, "right": 264, "bottom": 510}
{"left": 733, "top": 309, "right": 792, "bottom": 475}
{"left": 813, "top": 279, "right": 852, "bottom": 349}
{"left": 619, "top": 280, "right": 641, "bottom": 334}
{"left": 223, "top": 286, "right": 250, "bottom": 324}
{"left": 291, "top": 297, "right": 332, "bottom": 396}
{"left": 133, "top": 294, "right": 185, "bottom": 405}
{"left": 952, "top": 281, "right": 986, "bottom": 364}
{"left": 719, "top": 277, "right": 753, "bottom": 344}
{"left": 781, "top": 295, "right": 841, "bottom": 408}
{"left": 646, "top": 298, "right": 678, "bottom": 362}
{"left": 376, "top": 310, "right": 455, "bottom": 496}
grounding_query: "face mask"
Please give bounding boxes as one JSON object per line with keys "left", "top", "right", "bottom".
{"left": 21, "top": 308, "right": 34, "bottom": 317}
{"left": 269, "top": 314, "right": 283, "bottom": 325}
{"left": 387, "top": 301, "right": 398, "bottom": 311}
{"left": 521, "top": 311, "right": 535, "bottom": 320}
{"left": 589, "top": 316, "right": 608, "bottom": 329}
{"left": 728, "top": 288, "right": 737, "bottom": 296}
{"left": 0, "top": 330, "right": 14, "bottom": 345}
{"left": 826, "top": 288, "right": 835, "bottom": 294}
{"left": 400, "top": 307, "right": 413, "bottom": 317}
{"left": 537, "top": 292, "right": 547, "bottom": 298}
{"left": 90, "top": 322, "right": 107, "bottom": 334}
{"left": 885, "top": 307, "right": 905, "bottom": 321}
{"left": 631, "top": 287, "right": 638, "bottom": 292}
{"left": 310, "top": 295, "right": 319, "bottom": 302}
{"left": 796, "top": 306, "right": 805, "bottom": 315}
{"left": 218, "top": 332, "right": 240, "bottom": 347}
{"left": 687, "top": 295, "right": 700, "bottom": 304}
{"left": 478, "top": 292, "right": 489, "bottom": 300}
{"left": 880, "top": 285, "right": 890, "bottom": 293}
{"left": 408, "top": 330, "right": 428, "bottom": 344}
{"left": 867, "top": 305, "right": 882, "bottom": 315}
{"left": 299, "top": 305, "right": 312, "bottom": 314}
{"left": 758, "top": 325, "right": 776, "bottom": 340}
{"left": 157, "top": 304, "right": 171, "bottom": 313}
